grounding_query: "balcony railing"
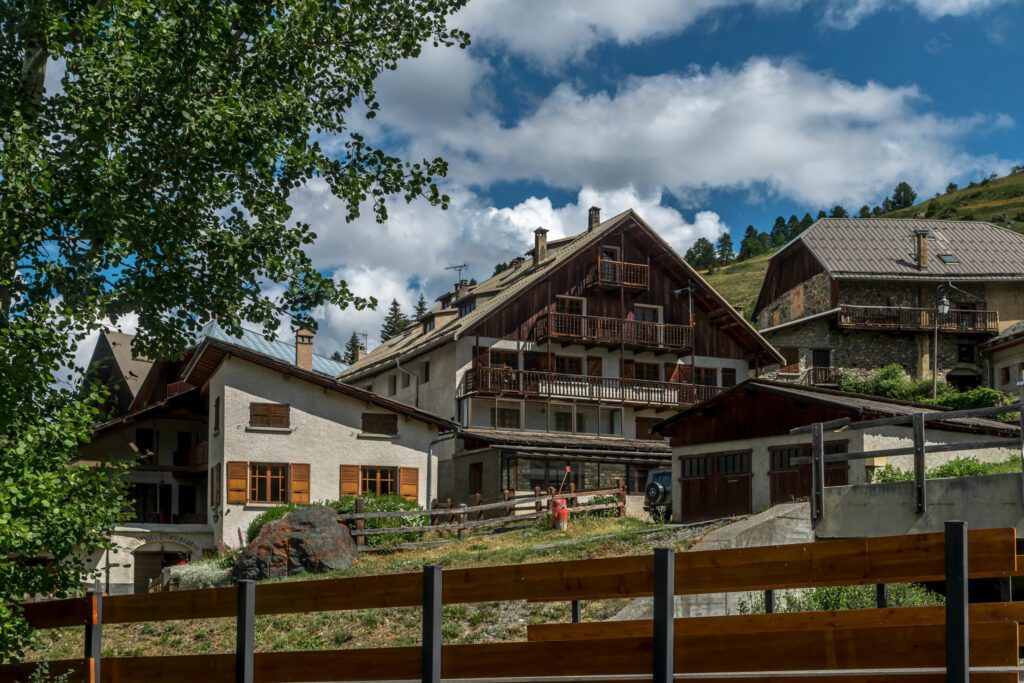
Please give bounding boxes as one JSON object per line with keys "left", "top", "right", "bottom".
{"left": 838, "top": 305, "right": 998, "bottom": 333}
{"left": 584, "top": 258, "right": 649, "bottom": 289}
{"left": 802, "top": 367, "right": 838, "bottom": 386}
{"left": 534, "top": 313, "right": 694, "bottom": 350}
{"left": 461, "top": 367, "right": 724, "bottom": 407}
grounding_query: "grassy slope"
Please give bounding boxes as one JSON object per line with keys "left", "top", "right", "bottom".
{"left": 702, "top": 172, "right": 1024, "bottom": 314}
{"left": 27, "top": 516, "right": 718, "bottom": 661}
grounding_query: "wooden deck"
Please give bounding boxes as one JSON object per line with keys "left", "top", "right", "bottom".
{"left": 838, "top": 304, "right": 998, "bottom": 333}
{"left": 534, "top": 312, "right": 693, "bottom": 350}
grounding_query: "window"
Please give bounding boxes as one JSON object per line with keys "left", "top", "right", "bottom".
{"left": 422, "top": 361, "right": 430, "bottom": 383}
{"left": 636, "top": 362, "right": 660, "bottom": 382}
{"left": 721, "top": 368, "right": 737, "bottom": 387}
{"left": 600, "top": 245, "right": 620, "bottom": 261}
{"left": 958, "top": 344, "right": 975, "bottom": 363}
{"left": 554, "top": 411, "right": 574, "bottom": 432}
{"left": 468, "top": 463, "right": 483, "bottom": 495}
{"left": 694, "top": 367, "right": 718, "bottom": 386}
{"left": 401, "top": 372, "right": 411, "bottom": 389}
{"left": 770, "top": 446, "right": 803, "bottom": 470}
{"left": 249, "top": 464, "right": 288, "bottom": 503}
{"left": 423, "top": 319, "right": 435, "bottom": 334}
{"left": 130, "top": 483, "right": 158, "bottom": 522}
{"left": 1001, "top": 367, "right": 1011, "bottom": 385}
{"left": 250, "top": 403, "right": 289, "bottom": 428}
{"left": 489, "top": 349, "right": 518, "bottom": 369}
{"left": 556, "top": 296, "right": 585, "bottom": 316}
{"left": 812, "top": 349, "right": 831, "bottom": 368}
{"left": 362, "top": 412, "right": 398, "bottom": 435}
{"left": 361, "top": 466, "right": 397, "bottom": 496}
{"left": 938, "top": 253, "right": 959, "bottom": 264}
{"left": 555, "top": 356, "right": 583, "bottom": 375}
{"left": 209, "top": 464, "right": 222, "bottom": 507}
{"left": 213, "top": 397, "right": 221, "bottom": 434}
{"left": 490, "top": 407, "right": 521, "bottom": 429}
{"left": 717, "top": 452, "right": 750, "bottom": 475}
{"left": 135, "top": 428, "right": 156, "bottom": 464}
{"left": 633, "top": 305, "right": 660, "bottom": 323}
{"left": 388, "top": 375, "right": 397, "bottom": 396}
{"left": 681, "top": 457, "right": 709, "bottom": 479}
{"left": 459, "top": 300, "right": 476, "bottom": 317}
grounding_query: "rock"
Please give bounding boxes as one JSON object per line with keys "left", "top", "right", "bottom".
{"left": 233, "top": 506, "right": 356, "bottom": 581}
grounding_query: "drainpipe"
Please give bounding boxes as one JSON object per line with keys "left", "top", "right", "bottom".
{"left": 395, "top": 359, "right": 420, "bottom": 408}
{"left": 426, "top": 430, "right": 458, "bottom": 512}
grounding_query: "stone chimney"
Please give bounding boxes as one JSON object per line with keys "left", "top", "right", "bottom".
{"left": 355, "top": 345, "right": 368, "bottom": 362}
{"left": 914, "top": 229, "right": 930, "bottom": 270}
{"left": 295, "top": 328, "right": 314, "bottom": 370}
{"left": 588, "top": 206, "right": 601, "bottom": 231}
{"left": 533, "top": 227, "right": 549, "bottom": 266}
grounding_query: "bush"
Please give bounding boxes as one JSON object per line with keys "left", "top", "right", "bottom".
{"left": 169, "top": 558, "right": 232, "bottom": 590}
{"left": 927, "top": 457, "right": 990, "bottom": 479}
{"left": 871, "top": 456, "right": 1021, "bottom": 483}
{"left": 575, "top": 494, "right": 621, "bottom": 518}
{"left": 246, "top": 503, "right": 305, "bottom": 544}
{"left": 870, "top": 464, "right": 913, "bottom": 483}
{"left": 739, "top": 582, "right": 941, "bottom": 614}
{"left": 839, "top": 365, "right": 1010, "bottom": 410}
{"left": 329, "top": 494, "right": 426, "bottom": 547}
{"left": 927, "top": 386, "right": 1004, "bottom": 410}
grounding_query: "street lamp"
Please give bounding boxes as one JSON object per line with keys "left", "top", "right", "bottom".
{"left": 932, "top": 284, "right": 983, "bottom": 398}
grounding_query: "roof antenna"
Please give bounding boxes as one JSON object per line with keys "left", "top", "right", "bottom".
{"left": 358, "top": 331, "right": 368, "bottom": 351}
{"left": 445, "top": 263, "right": 469, "bottom": 303}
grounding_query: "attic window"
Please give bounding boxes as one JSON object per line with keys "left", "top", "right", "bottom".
{"left": 937, "top": 254, "right": 959, "bottom": 264}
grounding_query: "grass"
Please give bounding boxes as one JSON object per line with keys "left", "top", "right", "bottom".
{"left": 700, "top": 250, "right": 777, "bottom": 320}
{"left": 26, "top": 516, "right": 713, "bottom": 661}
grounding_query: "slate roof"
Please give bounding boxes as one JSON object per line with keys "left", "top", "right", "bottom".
{"left": 793, "top": 218, "right": 1024, "bottom": 281}
{"left": 340, "top": 209, "right": 783, "bottom": 380}
{"left": 199, "top": 320, "right": 345, "bottom": 376}
{"left": 99, "top": 331, "right": 155, "bottom": 397}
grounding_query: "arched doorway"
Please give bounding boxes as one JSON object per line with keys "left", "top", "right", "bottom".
{"left": 132, "top": 541, "right": 192, "bottom": 593}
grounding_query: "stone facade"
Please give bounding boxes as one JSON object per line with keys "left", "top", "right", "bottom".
{"left": 756, "top": 272, "right": 832, "bottom": 329}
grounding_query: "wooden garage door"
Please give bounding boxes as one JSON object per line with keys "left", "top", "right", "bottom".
{"left": 133, "top": 552, "right": 164, "bottom": 594}
{"left": 769, "top": 441, "right": 848, "bottom": 505}
{"left": 678, "top": 451, "right": 752, "bottom": 523}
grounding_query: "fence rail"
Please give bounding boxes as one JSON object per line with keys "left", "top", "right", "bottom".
{"left": 838, "top": 304, "right": 999, "bottom": 333}
{"left": 534, "top": 313, "right": 694, "bottom": 350}
{"left": 6, "top": 525, "right": 1017, "bottom": 683}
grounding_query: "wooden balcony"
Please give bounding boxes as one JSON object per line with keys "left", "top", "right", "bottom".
{"left": 461, "top": 367, "right": 724, "bottom": 407}
{"left": 584, "top": 258, "right": 649, "bottom": 290}
{"left": 802, "top": 367, "right": 838, "bottom": 386}
{"left": 838, "top": 305, "right": 998, "bottom": 334}
{"left": 534, "top": 313, "right": 693, "bottom": 351}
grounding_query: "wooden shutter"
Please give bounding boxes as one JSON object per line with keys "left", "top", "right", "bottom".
{"left": 289, "top": 464, "right": 310, "bottom": 504}
{"left": 269, "top": 405, "right": 290, "bottom": 428}
{"left": 399, "top": 467, "right": 419, "bottom": 501}
{"left": 249, "top": 403, "right": 271, "bottom": 427}
{"left": 587, "top": 356, "right": 603, "bottom": 377}
{"left": 226, "top": 461, "right": 248, "bottom": 505}
{"left": 340, "top": 465, "right": 360, "bottom": 497}
{"left": 362, "top": 413, "right": 398, "bottom": 435}
{"left": 621, "top": 359, "right": 635, "bottom": 379}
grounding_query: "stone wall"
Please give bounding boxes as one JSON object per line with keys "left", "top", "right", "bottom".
{"left": 757, "top": 272, "right": 832, "bottom": 329}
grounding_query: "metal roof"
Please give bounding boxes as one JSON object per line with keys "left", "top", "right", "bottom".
{"left": 199, "top": 321, "right": 345, "bottom": 377}
{"left": 795, "top": 218, "right": 1024, "bottom": 281}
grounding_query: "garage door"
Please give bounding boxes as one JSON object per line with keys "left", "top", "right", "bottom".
{"left": 678, "top": 451, "right": 752, "bottom": 523}
{"left": 133, "top": 552, "right": 164, "bottom": 594}
{"left": 769, "top": 441, "right": 848, "bottom": 505}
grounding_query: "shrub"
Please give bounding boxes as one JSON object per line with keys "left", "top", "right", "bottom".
{"left": 927, "top": 386, "right": 1004, "bottom": 410}
{"left": 839, "top": 365, "right": 1010, "bottom": 410}
{"left": 246, "top": 503, "right": 305, "bottom": 544}
{"left": 871, "top": 456, "right": 1021, "bottom": 483}
{"left": 871, "top": 464, "right": 913, "bottom": 483}
{"left": 739, "top": 582, "right": 941, "bottom": 614}
{"left": 169, "top": 558, "right": 232, "bottom": 590}
{"left": 330, "top": 494, "right": 426, "bottom": 547}
{"left": 575, "top": 494, "right": 621, "bottom": 518}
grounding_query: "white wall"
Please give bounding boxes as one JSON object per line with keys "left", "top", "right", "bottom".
{"left": 208, "top": 357, "right": 444, "bottom": 548}
{"left": 864, "top": 425, "right": 1017, "bottom": 471}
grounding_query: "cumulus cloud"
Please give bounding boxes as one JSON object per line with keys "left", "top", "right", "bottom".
{"left": 822, "top": 0, "right": 1016, "bottom": 27}
{"left": 397, "top": 58, "right": 1009, "bottom": 208}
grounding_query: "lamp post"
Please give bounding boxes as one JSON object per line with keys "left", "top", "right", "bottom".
{"left": 933, "top": 293, "right": 951, "bottom": 399}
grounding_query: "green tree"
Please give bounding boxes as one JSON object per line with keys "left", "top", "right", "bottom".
{"left": 890, "top": 182, "right": 918, "bottom": 210}
{"left": 737, "top": 225, "right": 764, "bottom": 261}
{"left": 817, "top": 209, "right": 828, "bottom": 220}
{"left": 715, "top": 232, "right": 735, "bottom": 265}
{"left": 799, "top": 213, "right": 815, "bottom": 233}
{"left": 341, "top": 332, "right": 363, "bottom": 365}
{"left": 829, "top": 205, "right": 849, "bottom": 218}
{"left": 769, "top": 216, "right": 788, "bottom": 247}
{"left": 492, "top": 261, "right": 511, "bottom": 276}
{"left": 685, "top": 238, "right": 718, "bottom": 270}
{"left": 785, "top": 214, "right": 800, "bottom": 240}
{"left": 946, "top": 182, "right": 959, "bottom": 193}
{"left": 413, "top": 293, "right": 428, "bottom": 320}
{"left": 1, "top": 0, "right": 467, "bottom": 661}
{"left": 380, "top": 299, "right": 410, "bottom": 341}
{"left": 858, "top": 205, "right": 871, "bottom": 218}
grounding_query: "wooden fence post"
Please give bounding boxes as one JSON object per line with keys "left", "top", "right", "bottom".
{"left": 422, "top": 565, "right": 442, "bottom": 683}
{"left": 653, "top": 547, "right": 675, "bottom": 683}
{"left": 616, "top": 479, "right": 626, "bottom": 518}
{"left": 913, "top": 413, "right": 927, "bottom": 514}
{"left": 458, "top": 504, "right": 468, "bottom": 541}
{"left": 430, "top": 498, "right": 440, "bottom": 526}
{"left": 354, "top": 497, "right": 365, "bottom": 547}
{"left": 568, "top": 482, "right": 576, "bottom": 507}
{"left": 945, "top": 520, "right": 968, "bottom": 683}
{"left": 534, "top": 486, "right": 543, "bottom": 513}
{"left": 85, "top": 579, "right": 102, "bottom": 683}
{"left": 474, "top": 492, "right": 483, "bottom": 520}
{"left": 446, "top": 498, "right": 454, "bottom": 524}
{"left": 236, "top": 580, "right": 255, "bottom": 683}
{"left": 503, "top": 489, "right": 511, "bottom": 517}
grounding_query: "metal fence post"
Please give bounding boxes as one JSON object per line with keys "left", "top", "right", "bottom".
{"left": 653, "top": 547, "right": 675, "bottom": 683}
{"left": 571, "top": 600, "right": 581, "bottom": 623}
{"left": 85, "top": 579, "right": 102, "bottom": 683}
{"left": 764, "top": 590, "right": 775, "bottom": 614}
{"left": 945, "top": 520, "right": 968, "bottom": 683}
{"left": 913, "top": 413, "right": 928, "bottom": 514}
{"left": 811, "top": 422, "right": 825, "bottom": 520}
{"left": 876, "top": 584, "right": 888, "bottom": 609}
{"left": 236, "top": 580, "right": 255, "bottom": 683}
{"left": 422, "top": 565, "right": 442, "bottom": 683}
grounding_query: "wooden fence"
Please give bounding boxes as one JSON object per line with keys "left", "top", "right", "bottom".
{"left": 2, "top": 524, "right": 1020, "bottom": 683}
{"left": 345, "top": 485, "right": 627, "bottom": 550}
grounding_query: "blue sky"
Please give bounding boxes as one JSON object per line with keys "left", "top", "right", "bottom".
{"left": 287, "top": 0, "right": 1024, "bottom": 355}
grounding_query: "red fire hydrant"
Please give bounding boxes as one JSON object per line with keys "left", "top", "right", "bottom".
{"left": 551, "top": 498, "right": 569, "bottom": 531}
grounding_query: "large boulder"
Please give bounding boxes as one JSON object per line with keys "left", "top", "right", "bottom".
{"left": 233, "top": 506, "right": 357, "bottom": 581}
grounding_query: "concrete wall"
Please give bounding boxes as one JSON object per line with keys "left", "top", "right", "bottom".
{"left": 209, "top": 357, "right": 443, "bottom": 548}
{"left": 815, "top": 473, "right": 1024, "bottom": 539}
{"left": 864, "top": 425, "right": 1017, "bottom": 471}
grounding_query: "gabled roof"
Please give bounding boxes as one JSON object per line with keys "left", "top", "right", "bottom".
{"left": 200, "top": 321, "right": 345, "bottom": 376}
{"left": 182, "top": 336, "right": 456, "bottom": 431}
{"left": 93, "top": 331, "right": 154, "bottom": 397}
{"left": 654, "top": 378, "right": 1019, "bottom": 438}
{"left": 980, "top": 320, "right": 1024, "bottom": 353}
{"left": 786, "top": 218, "right": 1024, "bottom": 282}
{"left": 341, "top": 209, "right": 784, "bottom": 380}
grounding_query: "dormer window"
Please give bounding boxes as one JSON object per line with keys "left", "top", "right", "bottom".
{"left": 423, "top": 318, "right": 435, "bottom": 334}
{"left": 459, "top": 300, "right": 476, "bottom": 317}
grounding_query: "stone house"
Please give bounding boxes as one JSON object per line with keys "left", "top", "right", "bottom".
{"left": 81, "top": 323, "right": 454, "bottom": 594}
{"left": 980, "top": 321, "right": 1024, "bottom": 395}
{"left": 339, "top": 208, "right": 783, "bottom": 506}
{"left": 753, "top": 219, "right": 1024, "bottom": 389}
{"left": 652, "top": 379, "right": 1020, "bottom": 524}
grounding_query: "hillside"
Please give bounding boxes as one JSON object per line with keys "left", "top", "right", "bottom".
{"left": 702, "top": 171, "right": 1024, "bottom": 317}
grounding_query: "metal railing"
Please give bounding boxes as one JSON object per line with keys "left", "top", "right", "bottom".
{"left": 462, "top": 367, "right": 723, "bottom": 406}
{"left": 838, "top": 305, "right": 998, "bottom": 333}
{"left": 534, "top": 313, "right": 693, "bottom": 350}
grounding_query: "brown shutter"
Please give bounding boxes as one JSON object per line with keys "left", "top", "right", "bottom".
{"left": 340, "top": 465, "right": 360, "bottom": 497}
{"left": 249, "top": 403, "right": 271, "bottom": 427}
{"left": 399, "top": 467, "right": 419, "bottom": 501}
{"left": 621, "top": 359, "right": 635, "bottom": 379}
{"left": 269, "top": 405, "right": 290, "bottom": 428}
{"left": 362, "top": 413, "right": 398, "bottom": 435}
{"left": 226, "top": 461, "right": 248, "bottom": 504}
{"left": 289, "top": 463, "right": 310, "bottom": 504}
{"left": 587, "top": 356, "right": 603, "bottom": 377}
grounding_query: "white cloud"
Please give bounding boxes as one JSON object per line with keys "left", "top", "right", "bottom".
{"left": 401, "top": 58, "right": 1009, "bottom": 208}
{"left": 822, "top": 0, "right": 1016, "bottom": 28}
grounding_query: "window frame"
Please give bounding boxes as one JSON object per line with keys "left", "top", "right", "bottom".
{"left": 556, "top": 295, "right": 586, "bottom": 316}
{"left": 248, "top": 463, "right": 289, "bottom": 504}
{"left": 633, "top": 304, "right": 662, "bottom": 323}
{"left": 554, "top": 355, "right": 583, "bottom": 376}
{"left": 249, "top": 402, "right": 290, "bottom": 429}
{"left": 361, "top": 466, "right": 398, "bottom": 496}
{"left": 635, "top": 362, "right": 660, "bottom": 382}
{"left": 361, "top": 412, "right": 399, "bottom": 436}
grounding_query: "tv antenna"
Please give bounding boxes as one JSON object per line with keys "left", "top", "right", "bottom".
{"left": 358, "top": 331, "right": 368, "bottom": 351}
{"left": 445, "top": 263, "right": 469, "bottom": 303}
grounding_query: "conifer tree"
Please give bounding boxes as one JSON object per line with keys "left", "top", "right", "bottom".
{"left": 413, "top": 293, "right": 428, "bottom": 320}
{"left": 342, "top": 332, "right": 363, "bottom": 365}
{"left": 769, "top": 216, "right": 788, "bottom": 247}
{"left": 737, "top": 225, "right": 763, "bottom": 261}
{"left": 380, "top": 299, "right": 410, "bottom": 341}
{"left": 716, "top": 232, "right": 735, "bottom": 265}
